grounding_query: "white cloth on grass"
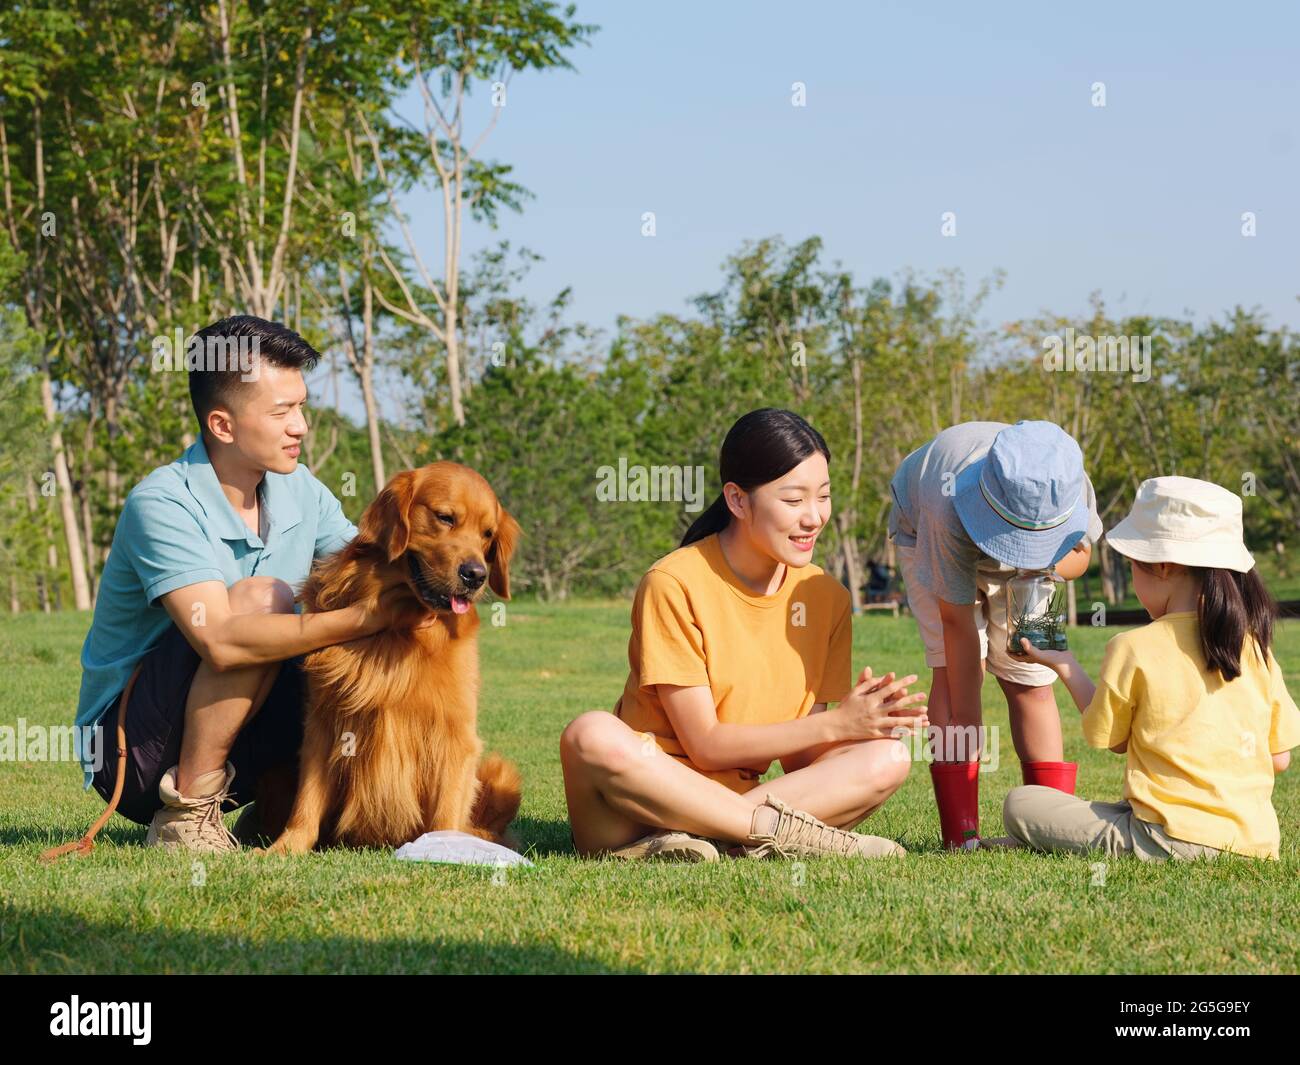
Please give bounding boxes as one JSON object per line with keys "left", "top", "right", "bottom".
{"left": 394, "top": 830, "right": 533, "bottom": 867}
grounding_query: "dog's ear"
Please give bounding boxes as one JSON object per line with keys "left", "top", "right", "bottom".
{"left": 357, "top": 470, "right": 418, "bottom": 562}
{"left": 487, "top": 505, "right": 521, "bottom": 600}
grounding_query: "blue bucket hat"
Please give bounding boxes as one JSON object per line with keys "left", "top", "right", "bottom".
{"left": 952, "top": 421, "right": 1089, "bottom": 570}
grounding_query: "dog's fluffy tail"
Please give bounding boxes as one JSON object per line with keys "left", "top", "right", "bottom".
{"left": 470, "top": 753, "right": 522, "bottom": 844}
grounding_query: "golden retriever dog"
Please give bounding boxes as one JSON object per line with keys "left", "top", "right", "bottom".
{"left": 264, "top": 462, "right": 522, "bottom": 854}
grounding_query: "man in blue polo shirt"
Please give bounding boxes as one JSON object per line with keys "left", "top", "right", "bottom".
{"left": 74, "top": 315, "right": 405, "bottom": 853}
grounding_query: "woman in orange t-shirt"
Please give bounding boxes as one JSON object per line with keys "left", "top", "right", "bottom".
{"left": 560, "top": 408, "right": 928, "bottom": 861}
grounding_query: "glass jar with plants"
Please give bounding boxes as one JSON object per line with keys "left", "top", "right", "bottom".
{"left": 1005, "top": 569, "right": 1069, "bottom": 654}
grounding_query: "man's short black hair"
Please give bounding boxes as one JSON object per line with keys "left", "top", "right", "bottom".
{"left": 187, "top": 315, "right": 320, "bottom": 437}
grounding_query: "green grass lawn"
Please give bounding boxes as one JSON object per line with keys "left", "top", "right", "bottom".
{"left": 2, "top": 603, "right": 1298, "bottom": 974}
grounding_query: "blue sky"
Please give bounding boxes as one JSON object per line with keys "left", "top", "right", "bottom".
{"left": 363, "top": 0, "right": 1298, "bottom": 402}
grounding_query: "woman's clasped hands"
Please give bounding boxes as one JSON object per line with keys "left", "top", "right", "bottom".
{"left": 825, "top": 666, "right": 929, "bottom": 742}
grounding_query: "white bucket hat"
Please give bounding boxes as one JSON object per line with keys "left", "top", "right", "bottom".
{"left": 1105, "top": 476, "right": 1254, "bottom": 573}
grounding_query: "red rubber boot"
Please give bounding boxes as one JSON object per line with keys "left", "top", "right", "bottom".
{"left": 1021, "top": 760, "right": 1078, "bottom": 794}
{"left": 930, "top": 761, "right": 981, "bottom": 850}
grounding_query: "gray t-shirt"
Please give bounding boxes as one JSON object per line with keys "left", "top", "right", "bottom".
{"left": 888, "top": 421, "right": 1104, "bottom": 605}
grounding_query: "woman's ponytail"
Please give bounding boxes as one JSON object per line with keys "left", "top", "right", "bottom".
{"left": 1196, "top": 566, "right": 1277, "bottom": 681}
{"left": 680, "top": 493, "right": 732, "bottom": 548}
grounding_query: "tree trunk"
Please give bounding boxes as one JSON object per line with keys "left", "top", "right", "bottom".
{"left": 80, "top": 481, "right": 96, "bottom": 602}
{"left": 1098, "top": 539, "right": 1127, "bottom": 605}
{"left": 360, "top": 276, "right": 386, "bottom": 489}
{"left": 360, "top": 364, "right": 386, "bottom": 490}
{"left": 445, "top": 295, "right": 465, "bottom": 426}
{"left": 75, "top": 422, "right": 100, "bottom": 600}
{"left": 836, "top": 510, "right": 864, "bottom": 614}
{"left": 40, "top": 371, "right": 92, "bottom": 610}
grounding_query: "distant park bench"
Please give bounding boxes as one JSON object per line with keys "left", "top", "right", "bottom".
{"left": 861, "top": 600, "right": 902, "bottom": 618}
{"left": 862, "top": 565, "right": 905, "bottom": 617}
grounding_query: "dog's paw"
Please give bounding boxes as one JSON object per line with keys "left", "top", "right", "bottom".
{"left": 260, "top": 834, "right": 313, "bottom": 856}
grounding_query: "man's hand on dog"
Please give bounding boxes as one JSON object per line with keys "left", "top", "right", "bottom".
{"left": 361, "top": 584, "right": 444, "bottom": 633}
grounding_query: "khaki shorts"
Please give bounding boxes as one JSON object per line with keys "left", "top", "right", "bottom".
{"left": 895, "top": 542, "right": 1056, "bottom": 687}
{"left": 1003, "top": 785, "right": 1222, "bottom": 862}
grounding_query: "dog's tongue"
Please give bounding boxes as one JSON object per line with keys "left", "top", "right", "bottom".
{"left": 450, "top": 595, "right": 471, "bottom": 615}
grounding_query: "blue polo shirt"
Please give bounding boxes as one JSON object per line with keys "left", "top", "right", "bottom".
{"left": 73, "top": 438, "right": 357, "bottom": 786}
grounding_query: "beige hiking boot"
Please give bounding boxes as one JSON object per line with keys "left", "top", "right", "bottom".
{"left": 742, "top": 795, "right": 906, "bottom": 859}
{"left": 608, "top": 830, "right": 720, "bottom": 863}
{"left": 146, "top": 763, "right": 241, "bottom": 854}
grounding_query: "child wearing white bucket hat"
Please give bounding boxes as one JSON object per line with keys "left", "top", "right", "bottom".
{"left": 1005, "top": 476, "right": 1300, "bottom": 860}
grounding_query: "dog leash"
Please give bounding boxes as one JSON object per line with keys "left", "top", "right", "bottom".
{"left": 40, "top": 662, "right": 144, "bottom": 863}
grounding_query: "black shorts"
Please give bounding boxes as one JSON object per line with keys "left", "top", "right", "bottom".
{"left": 90, "top": 623, "right": 306, "bottom": 826}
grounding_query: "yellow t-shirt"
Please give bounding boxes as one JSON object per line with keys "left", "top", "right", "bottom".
{"left": 614, "top": 532, "right": 853, "bottom": 794}
{"left": 1082, "top": 610, "right": 1300, "bottom": 859}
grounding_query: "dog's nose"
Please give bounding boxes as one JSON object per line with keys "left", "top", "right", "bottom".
{"left": 458, "top": 561, "right": 487, "bottom": 590}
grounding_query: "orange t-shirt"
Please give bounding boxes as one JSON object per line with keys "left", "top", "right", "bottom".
{"left": 613, "top": 532, "right": 853, "bottom": 793}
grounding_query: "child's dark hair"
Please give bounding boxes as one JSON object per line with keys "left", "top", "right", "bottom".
{"left": 1136, "top": 560, "right": 1277, "bottom": 681}
{"left": 680, "top": 408, "right": 830, "bottom": 547}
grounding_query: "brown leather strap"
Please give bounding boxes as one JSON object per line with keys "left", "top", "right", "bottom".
{"left": 40, "top": 662, "right": 144, "bottom": 863}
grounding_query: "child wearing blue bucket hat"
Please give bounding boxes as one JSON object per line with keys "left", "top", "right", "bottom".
{"left": 888, "top": 420, "right": 1104, "bottom": 849}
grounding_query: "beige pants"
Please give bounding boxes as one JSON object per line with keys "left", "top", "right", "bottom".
{"left": 895, "top": 542, "right": 1057, "bottom": 687}
{"left": 1003, "top": 785, "right": 1221, "bottom": 862}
